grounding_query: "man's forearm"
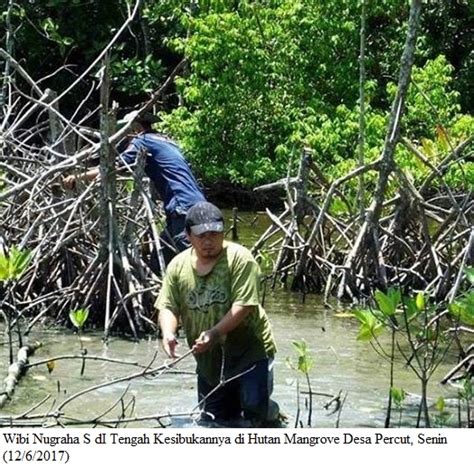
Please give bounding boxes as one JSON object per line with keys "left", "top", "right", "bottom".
{"left": 158, "top": 308, "right": 179, "bottom": 358}
{"left": 80, "top": 167, "right": 100, "bottom": 182}
{"left": 63, "top": 167, "right": 99, "bottom": 189}
{"left": 158, "top": 308, "right": 178, "bottom": 336}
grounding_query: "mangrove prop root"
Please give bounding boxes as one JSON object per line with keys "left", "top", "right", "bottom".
{"left": 0, "top": 15, "right": 188, "bottom": 337}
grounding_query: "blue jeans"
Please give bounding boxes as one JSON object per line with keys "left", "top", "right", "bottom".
{"left": 197, "top": 359, "right": 276, "bottom": 425}
{"left": 160, "top": 213, "right": 190, "bottom": 265}
{"left": 150, "top": 213, "right": 190, "bottom": 272}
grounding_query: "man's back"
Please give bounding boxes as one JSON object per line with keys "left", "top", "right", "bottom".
{"left": 120, "top": 133, "right": 205, "bottom": 215}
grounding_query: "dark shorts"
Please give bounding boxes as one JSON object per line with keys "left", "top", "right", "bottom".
{"left": 197, "top": 358, "right": 278, "bottom": 427}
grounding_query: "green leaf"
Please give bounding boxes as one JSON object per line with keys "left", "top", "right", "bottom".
{"left": 449, "top": 301, "right": 474, "bottom": 326}
{"left": 10, "top": 247, "right": 32, "bottom": 278}
{"left": 387, "top": 288, "right": 402, "bottom": 307}
{"left": 421, "top": 138, "right": 435, "bottom": 157}
{"left": 290, "top": 340, "right": 313, "bottom": 375}
{"left": 356, "top": 323, "right": 384, "bottom": 341}
{"left": 436, "top": 125, "right": 449, "bottom": 152}
{"left": 415, "top": 291, "right": 425, "bottom": 311}
{"left": 353, "top": 309, "right": 385, "bottom": 341}
{"left": 465, "top": 267, "right": 474, "bottom": 286}
{"left": 435, "top": 396, "right": 445, "bottom": 413}
{"left": 374, "top": 289, "right": 396, "bottom": 316}
{"left": 448, "top": 302, "right": 462, "bottom": 319}
{"left": 460, "top": 311, "right": 474, "bottom": 326}
{"left": 402, "top": 296, "right": 418, "bottom": 320}
{"left": 0, "top": 247, "right": 31, "bottom": 281}
{"left": 125, "top": 179, "right": 135, "bottom": 193}
{"left": 69, "top": 308, "right": 89, "bottom": 329}
{"left": 0, "top": 253, "right": 8, "bottom": 280}
{"left": 390, "top": 387, "right": 406, "bottom": 406}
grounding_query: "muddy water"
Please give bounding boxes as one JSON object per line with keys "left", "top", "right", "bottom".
{"left": 0, "top": 211, "right": 461, "bottom": 428}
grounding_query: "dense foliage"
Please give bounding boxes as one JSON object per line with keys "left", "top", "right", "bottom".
{"left": 2, "top": 0, "right": 473, "bottom": 188}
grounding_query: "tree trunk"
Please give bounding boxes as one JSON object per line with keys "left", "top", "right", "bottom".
{"left": 338, "top": 0, "right": 423, "bottom": 298}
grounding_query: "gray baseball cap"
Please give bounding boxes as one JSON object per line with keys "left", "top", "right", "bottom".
{"left": 185, "top": 202, "right": 224, "bottom": 236}
{"left": 117, "top": 110, "right": 159, "bottom": 125}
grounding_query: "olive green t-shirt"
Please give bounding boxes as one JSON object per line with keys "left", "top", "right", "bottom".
{"left": 155, "top": 241, "right": 276, "bottom": 385}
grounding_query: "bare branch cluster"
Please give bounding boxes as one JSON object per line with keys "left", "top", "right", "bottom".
{"left": 254, "top": 143, "right": 473, "bottom": 303}
{"left": 0, "top": 49, "right": 171, "bottom": 338}
{"left": 0, "top": 349, "right": 199, "bottom": 428}
{"left": 253, "top": 0, "right": 473, "bottom": 305}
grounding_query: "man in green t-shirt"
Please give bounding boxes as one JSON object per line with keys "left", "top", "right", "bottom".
{"left": 156, "top": 201, "right": 278, "bottom": 426}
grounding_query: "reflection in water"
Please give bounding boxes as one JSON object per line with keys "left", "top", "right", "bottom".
{"left": 0, "top": 212, "right": 461, "bottom": 427}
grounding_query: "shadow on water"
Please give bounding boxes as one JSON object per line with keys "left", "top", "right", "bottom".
{"left": 0, "top": 211, "right": 462, "bottom": 428}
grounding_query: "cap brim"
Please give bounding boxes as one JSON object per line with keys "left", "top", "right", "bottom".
{"left": 117, "top": 111, "right": 158, "bottom": 125}
{"left": 117, "top": 111, "right": 139, "bottom": 125}
{"left": 190, "top": 222, "right": 224, "bottom": 236}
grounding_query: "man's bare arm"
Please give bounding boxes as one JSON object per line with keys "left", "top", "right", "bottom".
{"left": 158, "top": 308, "right": 179, "bottom": 358}
{"left": 63, "top": 167, "right": 100, "bottom": 189}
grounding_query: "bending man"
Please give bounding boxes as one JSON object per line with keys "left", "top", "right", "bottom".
{"left": 63, "top": 110, "right": 206, "bottom": 264}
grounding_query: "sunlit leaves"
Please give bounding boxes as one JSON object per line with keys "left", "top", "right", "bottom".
{"left": 374, "top": 288, "right": 401, "bottom": 317}
{"left": 402, "top": 295, "right": 418, "bottom": 320}
{"left": 287, "top": 339, "right": 313, "bottom": 375}
{"left": 353, "top": 309, "right": 385, "bottom": 341}
{"left": 0, "top": 247, "right": 32, "bottom": 282}
{"left": 41, "top": 17, "right": 74, "bottom": 56}
{"left": 390, "top": 387, "right": 406, "bottom": 409}
{"left": 435, "top": 396, "right": 445, "bottom": 413}
{"left": 163, "top": 1, "right": 363, "bottom": 186}
{"left": 124, "top": 180, "right": 135, "bottom": 193}
{"left": 448, "top": 267, "right": 474, "bottom": 325}
{"left": 433, "top": 396, "right": 452, "bottom": 427}
{"left": 111, "top": 55, "right": 165, "bottom": 94}
{"left": 449, "top": 294, "right": 474, "bottom": 326}
{"left": 353, "top": 288, "right": 432, "bottom": 342}
{"left": 415, "top": 292, "right": 426, "bottom": 312}
{"left": 69, "top": 308, "right": 89, "bottom": 329}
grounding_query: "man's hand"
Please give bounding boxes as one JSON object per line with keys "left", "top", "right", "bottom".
{"left": 62, "top": 174, "right": 76, "bottom": 190}
{"left": 62, "top": 168, "right": 99, "bottom": 190}
{"left": 192, "top": 328, "right": 219, "bottom": 354}
{"left": 162, "top": 332, "right": 178, "bottom": 358}
{"left": 158, "top": 308, "right": 179, "bottom": 358}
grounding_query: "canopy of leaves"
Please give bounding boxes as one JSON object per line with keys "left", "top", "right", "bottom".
{"left": 161, "top": 0, "right": 473, "bottom": 187}
{"left": 4, "top": 0, "right": 473, "bottom": 188}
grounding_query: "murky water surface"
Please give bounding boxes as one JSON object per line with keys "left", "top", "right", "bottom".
{"left": 0, "top": 211, "right": 463, "bottom": 428}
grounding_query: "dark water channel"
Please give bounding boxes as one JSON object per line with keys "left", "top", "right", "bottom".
{"left": 0, "top": 211, "right": 461, "bottom": 428}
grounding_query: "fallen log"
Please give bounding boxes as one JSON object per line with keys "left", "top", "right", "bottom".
{"left": 0, "top": 342, "right": 42, "bottom": 408}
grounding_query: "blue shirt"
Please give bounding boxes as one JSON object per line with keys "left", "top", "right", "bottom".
{"left": 119, "top": 133, "right": 205, "bottom": 216}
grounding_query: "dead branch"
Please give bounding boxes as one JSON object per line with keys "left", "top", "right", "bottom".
{"left": 0, "top": 342, "right": 42, "bottom": 408}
